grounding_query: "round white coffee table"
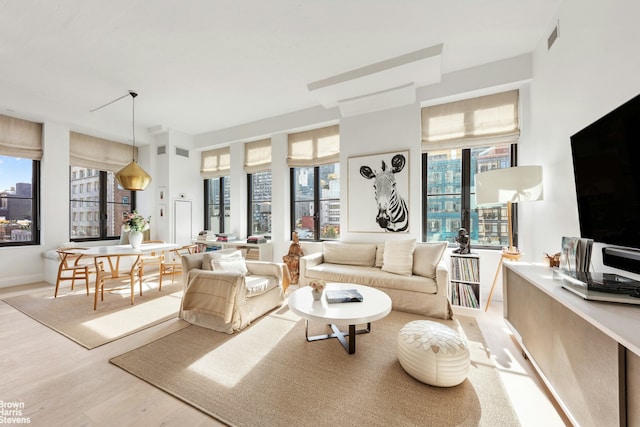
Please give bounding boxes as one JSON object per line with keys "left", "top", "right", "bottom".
{"left": 288, "top": 283, "right": 392, "bottom": 354}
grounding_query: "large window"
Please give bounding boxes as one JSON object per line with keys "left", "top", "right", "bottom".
{"left": 0, "top": 155, "right": 40, "bottom": 246}
{"left": 205, "top": 176, "right": 230, "bottom": 233}
{"left": 287, "top": 125, "right": 340, "bottom": 241}
{"left": 421, "top": 90, "right": 520, "bottom": 248}
{"left": 201, "top": 147, "right": 231, "bottom": 234}
{"left": 423, "top": 144, "right": 514, "bottom": 246}
{"left": 70, "top": 166, "right": 134, "bottom": 241}
{"left": 291, "top": 164, "right": 340, "bottom": 240}
{"left": 248, "top": 171, "right": 271, "bottom": 238}
{"left": 245, "top": 139, "right": 272, "bottom": 238}
{"left": 0, "top": 114, "right": 42, "bottom": 247}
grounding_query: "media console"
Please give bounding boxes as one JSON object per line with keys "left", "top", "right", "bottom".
{"left": 503, "top": 262, "right": 640, "bottom": 427}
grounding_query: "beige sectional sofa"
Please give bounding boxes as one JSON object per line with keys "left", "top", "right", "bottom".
{"left": 298, "top": 240, "right": 452, "bottom": 319}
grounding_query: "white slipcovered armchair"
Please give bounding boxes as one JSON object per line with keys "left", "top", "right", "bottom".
{"left": 180, "top": 250, "right": 285, "bottom": 334}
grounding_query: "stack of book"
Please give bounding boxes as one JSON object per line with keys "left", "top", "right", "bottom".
{"left": 325, "top": 289, "right": 364, "bottom": 303}
{"left": 450, "top": 283, "right": 479, "bottom": 308}
{"left": 247, "top": 235, "right": 267, "bottom": 244}
{"left": 451, "top": 256, "right": 480, "bottom": 283}
{"left": 216, "top": 233, "right": 238, "bottom": 242}
{"left": 197, "top": 230, "right": 215, "bottom": 242}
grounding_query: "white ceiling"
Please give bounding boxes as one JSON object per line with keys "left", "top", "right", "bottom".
{"left": 0, "top": 0, "right": 562, "bottom": 144}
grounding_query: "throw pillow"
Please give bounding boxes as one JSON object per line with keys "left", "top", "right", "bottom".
{"left": 323, "top": 242, "right": 376, "bottom": 267}
{"left": 382, "top": 239, "right": 416, "bottom": 276}
{"left": 201, "top": 252, "right": 215, "bottom": 270}
{"left": 209, "top": 250, "right": 248, "bottom": 275}
{"left": 412, "top": 242, "right": 448, "bottom": 278}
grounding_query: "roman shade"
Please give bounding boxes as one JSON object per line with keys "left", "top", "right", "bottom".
{"left": 287, "top": 124, "right": 340, "bottom": 167}
{"left": 69, "top": 132, "right": 134, "bottom": 172}
{"left": 201, "top": 146, "right": 231, "bottom": 178}
{"left": 244, "top": 138, "right": 271, "bottom": 173}
{"left": 421, "top": 90, "right": 519, "bottom": 151}
{"left": 0, "top": 113, "right": 43, "bottom": 160}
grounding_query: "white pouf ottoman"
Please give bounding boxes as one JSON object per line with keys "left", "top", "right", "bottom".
{"left": 397, "top": 320, "right": 470, "bottom": 387}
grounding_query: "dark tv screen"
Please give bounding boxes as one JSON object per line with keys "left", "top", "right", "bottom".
{"left": 570, "top": 93, "right": 640, "bottom": 249}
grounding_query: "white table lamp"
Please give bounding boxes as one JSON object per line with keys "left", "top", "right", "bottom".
{"left": 475, "top": 165, "right": 544, "bottom": 254}
{"left": 475, "top": 165, "right": 543, "bottom": 311}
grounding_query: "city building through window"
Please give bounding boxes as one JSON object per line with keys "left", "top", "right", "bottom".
{"left": 248, "top": 171, "right": 272, "bottom": 238}
{"left": 0, "top": 155, "right": 39, "bottom": 246}
{"left": 205, "top": 176, "right": 230, "bottom": 234}
{"left": 69, "top": 167, "right": 134, "bottom": 241}
{"left": 290, "top": 164, "right": 340, "bottom": 241}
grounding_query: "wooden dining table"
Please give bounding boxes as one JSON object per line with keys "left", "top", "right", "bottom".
{"left": 66, "top": 242, "right": 179, "bottom": 309}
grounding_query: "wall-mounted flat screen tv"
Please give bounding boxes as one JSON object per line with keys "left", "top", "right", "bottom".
{"left": 570, "top": 93, "right": 640, "bottom": 250}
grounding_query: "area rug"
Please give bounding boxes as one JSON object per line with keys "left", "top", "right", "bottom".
{"left": 110, "top": 307, "right": 520, "bottom": 426}
{"left": 2, "top": 280, "right": 187, "bottom": 349}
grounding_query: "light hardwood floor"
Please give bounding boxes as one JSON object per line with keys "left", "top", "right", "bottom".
{"left": 0, "top": 282, "right": 569, "bottom": 426}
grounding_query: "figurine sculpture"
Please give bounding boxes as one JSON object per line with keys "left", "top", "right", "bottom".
{"left": 283, "top": 231, "right": 305, "bottom": 284}
{"left": 453, "top": 228, "right": 470, "bottom": 254}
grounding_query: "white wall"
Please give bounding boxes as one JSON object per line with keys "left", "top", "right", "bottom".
{"left": 339, "top": 103, "right": 422, "bottom": 243}
{"left": 522, "top": 0, "right": 640, "bottom": 277}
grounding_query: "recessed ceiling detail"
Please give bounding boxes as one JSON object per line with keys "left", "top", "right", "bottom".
{"left": 307, "top": 44, "right": 443, "bottom": 116}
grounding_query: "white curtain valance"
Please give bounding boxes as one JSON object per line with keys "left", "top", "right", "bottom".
{"left": 69, "top": 132, "right": 134, "bottom": 172}
{"left": 0, "top": 114, "right": 43, "bottom": 160}
{"left": 201, "top": 146, "right": 231, "bottom": 178}
{"left": 287, "top": 124, "right": 340, "bottom": 167}
{"left": 244, "top": 138, "right": 271, "bottom": 173}
{"left": 421, "top": 90, "right": 520, "bottom": 151}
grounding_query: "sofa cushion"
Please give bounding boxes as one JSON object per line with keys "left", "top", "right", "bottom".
{"left": 323, "top": 242, "right": 376, "bottom": 267}
{"left": 413, "top": 242, "right": 448, "bottom": 278}
{"left": 209, "top": 250, "right": 248, "bottom": 275}
{"left": 306, "top": 263, "right": 438, "bottom": 294}
{"left": 382, "top": 239, "right": 416, "bottom": 276}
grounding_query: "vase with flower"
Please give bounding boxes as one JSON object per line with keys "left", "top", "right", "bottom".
{"left": 122, "top": 211, "right": 150, "bottom": 249}
{"left": 310, "top": 279, "right": 326, "bottom": 301}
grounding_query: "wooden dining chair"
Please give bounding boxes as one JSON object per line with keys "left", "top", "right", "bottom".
{"left": 139, "top": 240, "right": 165, "bottom": 277}
{"left": 54, "top": 249, "right": 94, "bottom": 297}
{"left": 158, "top": 244, "right": 197, "bottom": 290}
{"left": 93, "top": 254, "right": 143, "bottom": 310}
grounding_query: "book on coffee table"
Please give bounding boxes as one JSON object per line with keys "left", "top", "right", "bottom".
{"left": 325, "top": 289, "right": 364, "bottom": 303}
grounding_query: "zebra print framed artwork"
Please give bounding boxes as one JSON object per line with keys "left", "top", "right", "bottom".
{"left": 348, "top": 150, "right": 410, "bottom": 233}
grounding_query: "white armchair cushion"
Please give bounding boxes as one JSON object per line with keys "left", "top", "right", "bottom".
{"left": 209, "top": 250, "right": 248, "bottom": 275}
{"left": 382, "top": 238, "right": 416, "bottom": 276}
{"left": 245, "top": 275, "right": 280, "bottom": 298}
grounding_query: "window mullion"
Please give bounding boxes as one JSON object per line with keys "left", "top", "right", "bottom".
{"left": 246, "top": 174, "right": 252, "bottom": 235}
{"left": 219, "top": 178, "right": 225, "bottom": 233}
{"left": 314, "top": 166, "right": 320, "bottom": 240}
{"left": 461, "top": 149, "right": 472, "bottom": 232}
{"left": 99, "top": 171, "right": 107, "bottom": 239}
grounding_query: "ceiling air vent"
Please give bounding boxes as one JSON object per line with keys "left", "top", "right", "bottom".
{"left": 176, "top": 147, "right": 189, "bottom": 158}
{"left": 547, "top": 22, "right": 559, "bottom": 50}
{"left": 157, "top": 145, "right": 166, "bottom": 155}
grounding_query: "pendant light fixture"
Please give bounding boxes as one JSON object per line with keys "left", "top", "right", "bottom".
{"left": 114, "top": 91, "right": 151, "bottom": 191}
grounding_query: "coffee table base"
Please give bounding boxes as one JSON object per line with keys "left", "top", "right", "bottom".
{"left": 304, "top": 320, "right": 372, "bottom": 354}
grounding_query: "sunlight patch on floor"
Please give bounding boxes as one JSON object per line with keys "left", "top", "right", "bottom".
{"left": 498, "top": 368, "right": 566, "bottom": 427}
{"left": 187, "top": 309, "right": 299, "bottom": 387}
{"left": 79, "top": 291, "right": 181, "bottom": 339}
